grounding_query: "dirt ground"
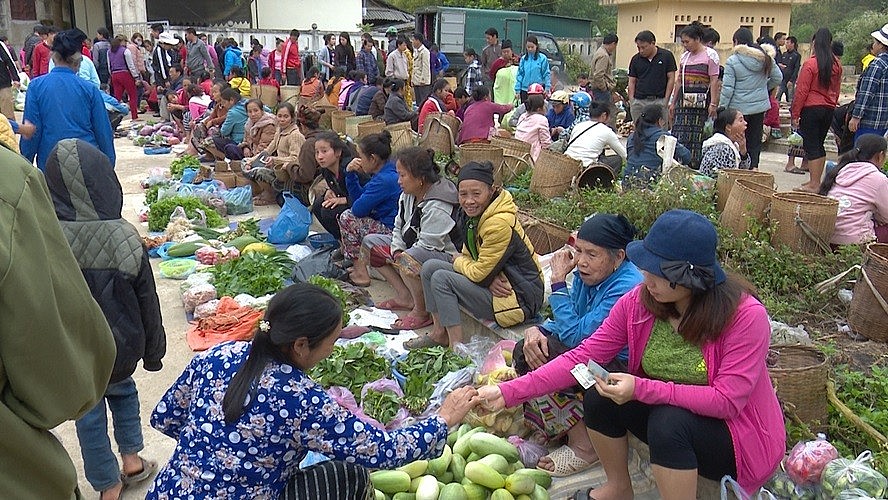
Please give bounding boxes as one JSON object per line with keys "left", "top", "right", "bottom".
{"left": 48, "top": 116, "right": 866, "bottom": 498}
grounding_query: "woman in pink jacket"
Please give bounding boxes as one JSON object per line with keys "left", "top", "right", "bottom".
{"left": 820, "top": 133, "right": 888, "bottom": 244}
{"left": 478, "top": 209, "right": 785, "bottom": 499}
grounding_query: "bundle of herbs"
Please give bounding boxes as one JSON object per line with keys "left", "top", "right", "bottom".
{"left": 309, "top": 343, "right": 390, "bottom": 401}
{"left": 209, "top": 251, "right": 293, "bottom": 297}
{"left": 397, "top": 347, "right": 472, "bottom": 414}
{"left": 308, "top": 275, "right": 351, "bottom": 326}
{"left": 361, "top": 387, "right": 402, "bottom": 425}
{"left": 148, "top": 196, "right": 227, "bottom": 232}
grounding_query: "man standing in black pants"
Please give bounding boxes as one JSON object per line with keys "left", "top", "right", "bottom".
{"left": 777, "top": 36, "right": 801, "bottom": 103}
{"left": 627, "top": 30, "right": 676, "bottom": 124}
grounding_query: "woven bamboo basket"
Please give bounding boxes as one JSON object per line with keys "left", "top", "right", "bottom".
{"left": 849, "top": 243, "right": 888, "bottom": 342}
{"left": 517, "top": 210, "right": 572, "bottom": 255}
{"left": 252, "top": 84, "right": 280, "bottom": 109}
{"left": 331, "top": 110, "right": 354, "bottom": 135}
{"left": 459, "top": 144, "right": 505, "bottom": 185}
{"left": 386, "top": 122, "right": 416, "bottom": 153}
{"left": 715, "top": 169, "right": 775, "bottom": 212}
{"left": 530, "top": 149, "right": 582, "bottom": 198}
{"left": 309, "top": 99, "right": 338, "bottom": 130}
{"left": 420, "top": 112, "right": 460, "bottom": 156}
{"left": 280, "top": 85, "right": 301, "bottom": 107}
{"left": 490, "top": 136, "right": 534, "bottom": 185}
{"left": 768, "top": 344, "right": 829, "bottom": 427}
{"left": 357, "top": 120, "right": 385, "bottom": 140}
{"left": 575, "top": 162, "right": 619, "bottom": 190}
{"left": 769, "top": 192, "right": 838, "bottom": 254}
{"left": 720, "top": 179, "right": 775, "bottom": 236}
{"left": 345, "top": 115, "right": 373, "bottom": 139}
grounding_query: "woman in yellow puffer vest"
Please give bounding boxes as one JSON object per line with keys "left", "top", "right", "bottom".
{"left": 0, "top": 114, "right": 19, "bottom": 153}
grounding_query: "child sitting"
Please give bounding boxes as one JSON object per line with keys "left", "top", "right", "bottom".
{"left": 624, "top": 103, "right": 690, "bottom": 189}
{"left": 228, "top": 66, "right": 252, "bottom": 98}
{"left": 514, "top": 94, "right": 551, "bottom": 161}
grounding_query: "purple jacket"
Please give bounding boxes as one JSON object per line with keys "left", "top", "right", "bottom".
{"left": 500, "top": 286, "right": 785, "bottom": 492}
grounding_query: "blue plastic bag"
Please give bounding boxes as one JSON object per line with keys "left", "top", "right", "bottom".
{"left": 180, "top": 168, "right": 198, "bottom": 184}
{"left": 267, "top": 193, "right": 311, "bottom": 244}
{"left": 223, "top": 185, "right": 254, "bottom": 215}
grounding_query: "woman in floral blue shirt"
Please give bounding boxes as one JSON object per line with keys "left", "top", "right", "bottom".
{"left": 149, "top": 283, "right": 478, "bottom": 499}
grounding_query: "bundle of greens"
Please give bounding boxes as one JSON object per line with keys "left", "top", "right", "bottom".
{"left": 209, "top": 251, "right": 293, "bottom": 297}
{"left": 195, "top": 218, "right": 264, "bottom": 243}
{"left": 309, "top": 343, "right": 390, "bottom": 401}
{"left": 308, "top": 275, "right": 351, "bottom": 326}
{"left": 361, "top": 388, "right": 402, "bottom": 425}
{"left": 148, "top": 196, "right": 227, "bottom": 232}
{"left": 397, "top": 347, "right": 472, "bottom": 414}
{"left": 169, "top": 155, "right": 201, "bottom": 179}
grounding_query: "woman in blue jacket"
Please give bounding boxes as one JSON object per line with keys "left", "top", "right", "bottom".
{"left": 209, "top": 87, "right": 249, "bottom": 160}
{"left": 336, "top": 130, "right": 402, "bottom": 286}
{"left": 624, "top": 104, "right": 690, "bottom": 189}
{"left": 514, "top": 35, "right": 550, "bottom": 103}
{"left": 719, "top": 28, "right": 782, "bottom": 169}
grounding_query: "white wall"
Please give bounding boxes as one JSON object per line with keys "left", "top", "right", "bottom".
{"left": 252, "top": 0, "right": 362, "bottom": 33}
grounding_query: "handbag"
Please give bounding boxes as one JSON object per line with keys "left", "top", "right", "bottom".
{"left": 680, "top": 52, "right": 709, "bottom": 109}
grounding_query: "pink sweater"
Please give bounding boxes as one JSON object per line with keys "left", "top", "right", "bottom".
{"left": 458, "top": 100, "right": 513, "bottom": 144}
{"left": 826, "top": 161, "right": 888, "bottom": 244}
{"left": 500, "top": 286, "right": 785, "bottom": 492}
{"left": 514, "top": 112, "right": 551, "bottom": 162}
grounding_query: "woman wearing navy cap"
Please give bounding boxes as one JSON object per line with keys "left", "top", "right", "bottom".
{"left": 478, "top": 209, "right": 785, "bottom": 499}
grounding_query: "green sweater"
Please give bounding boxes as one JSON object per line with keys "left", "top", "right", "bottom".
{"left": 0, "top": 147, "right": 116, "bottom": 498}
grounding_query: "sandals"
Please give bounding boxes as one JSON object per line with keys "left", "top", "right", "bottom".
{"left": 403, "top": 332, "right": 446, "bottom": 349}
{"left": 793, "top": 185, "right": 819, "bottom": 194}
{"left": 120, "top": 457, "right": 157, "bottom": 487}
{"left": 571, "top": 487, "right": 596, "bottom": 500}
{"left": 393, "top": 315, "right": 434, "bottom": 331}
{"left": 252, "top": 198, "right": 277, "bottom": 206}
{"left": 539, "top": 445, "right": 599, "bottom": 477}
{"left": 784, "top": 167, "right": 806, "bottom": 175}
{"left": 376, "top": 298, "right": 413, "bottom": 311}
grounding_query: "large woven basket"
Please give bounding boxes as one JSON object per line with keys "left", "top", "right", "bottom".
{"left": 386, "top": 122, "right": 416, "bottom": 153}
{"left": 715, "top": 169, "right": 775, "bottom": 212}
{"left": 517, "top": 210, "right": 572, "bottom": 255}
{"left": 530, "top": 149, "right": 582, "bottom": 198}
{"left": 345, "top": 115, "right": 373, "bottom": 139}
{"left": 311, "top": 99, "right": 338, "bottom": 130}
{"left": 849, "top": 243, "right": 888, "bottom": 342}
{"left": 420, "top": 112, "right": 460, "bottom": 156}
{"left": 459, "top": 143, "right": 505, "bottom": 184}
{"left": 280, "top": 85, "right": 301, "bottom": 107}
{"left": 769, "top": 192, "right": 838, "bottom": 254}
{"left": 720, "top": 179, "right": 775, "bottom": 237}
{"left": 252, "top": 84, "right": 280, "bottom": 109}
{"left": 575, "top": 162, "right": 619, "bottom": 191}
{"left": 331, "top": 110, "right": 354, "bottom": 135}
{"left": 490, "top": 136, "right": 534, "bottom": 185}
{"left": 357, "top": 120, "right": 385, "bottom": 140}
{"left": 768, "top": 344, "right": 829, "bottom": 427}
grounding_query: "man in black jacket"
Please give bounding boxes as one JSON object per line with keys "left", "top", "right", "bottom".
{"left": 22, "top": 24, "right": 46, "bottom": 74}
{"left": 0, "top": 37, "right": 21, "bottom": 121}
{"left": 777, "top": 36, "right": 801, "bottom": 103}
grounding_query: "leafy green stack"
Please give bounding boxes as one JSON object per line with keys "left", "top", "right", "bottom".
{"left": 209, "top": 251, "right": 294, "bottom": 297}
{"left": 169, "top": 155, "right": 201, "bottom": 179}
{"left": 148, "top": 196, "right": 227, "bottom": 232}
{"left": 309, "top": 343, "right": 390, "bottom": 401}
{"left": 362, "top": 388, "right": 402, "bottom": 425}
{"left": 397, "top": 347, "right": 472, "bottom": 415}
{"left": 308, "top": 275, "right": 351, "bottom": 326}
{"left": 370, "top": 426, "right": 551, "bottom": 500}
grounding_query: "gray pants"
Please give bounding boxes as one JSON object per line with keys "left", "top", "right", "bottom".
{"left": 414, "top": 85, "right": 431, "bottom": 109}
{"left": 421, "top": 259, "right": 494, "bottom": 327}
{"left": 630, "top": 97, "right": 667, "bottom": 125}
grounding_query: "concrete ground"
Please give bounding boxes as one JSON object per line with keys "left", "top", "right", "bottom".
{"left": 50, "top": 118, "right": 805, "bottom": 498}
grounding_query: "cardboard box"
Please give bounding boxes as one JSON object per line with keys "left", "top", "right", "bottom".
{"left": 215, "top": 160, "right": 230, "bottom": 172}
{"left": 214, "top": 171, "right": 237, "bottom": 188}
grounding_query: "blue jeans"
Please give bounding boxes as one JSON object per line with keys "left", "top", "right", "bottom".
{"left": 75, "top": 377, "right": 144, "bottom": 491}
{"left": 854, "top": 127, "right": 888, "bottom": 143}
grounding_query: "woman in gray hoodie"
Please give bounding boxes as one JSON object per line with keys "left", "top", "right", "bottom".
{"left": 361, "top": 146, "right": 461, "bottom": 330}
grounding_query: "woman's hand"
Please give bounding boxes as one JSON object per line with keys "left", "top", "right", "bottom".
{"left": 488, "top": 274, "right": 512, "bottom": 298}
{"left": 522, "top": 326, "right": 549, "bottom": 370}
{"left": 708, "top": 104, "right": 718, "bottom": 119}
{"left": 549, "top": 246, "right": 577, "bottom": 283}
{"left": 321, "top": 196, "right": 347, "bottom": 209}
{"left": 734, "top": 129, "right": 747, "bottom": 155}
{"left": 474, "top": 385, "right": 505, "bottom": 412}
{"left": 594, "top": 372, "right": 636, "bottom": 405}
{"left": 346, "top": 157, "right": 363, "bottom": 173}
{"left": 791, "top": 118, "right": 799, "bottom": 130}
{"left": 438, "top": 386, "right": 480, "bottom": 427}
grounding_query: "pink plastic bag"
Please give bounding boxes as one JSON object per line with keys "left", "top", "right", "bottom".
{"left": 360, "top": 379, "right": 409, "bottom": 430}
{"left": 481, "top": 339, "right": 517, "bottom": 374}
{"left": 327, "top": 386, "right": 381, "bottom": 428}
{"left": 785, "top": 438, "right": 839, "bottom": 486}
{"left": 507, "top": 435, "right": 548, "bottom": 467}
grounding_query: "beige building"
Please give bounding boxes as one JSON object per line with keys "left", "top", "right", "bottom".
{"left": 602, "top": 0, "right": 809, "bottom": 68}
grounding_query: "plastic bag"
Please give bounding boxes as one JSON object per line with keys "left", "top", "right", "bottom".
{"left": 507, "top": 436, "right": 548, "bottom": 469}
{"left": 182, "top": 283, "right": 217, "bottom": 313}
{"left": 427, "top": 367, "right": 475, "bottom": 413}
{"left": 360, "top": 379, "right": 409, "bottom": 430}
{"left": 821, "top": 451, "right": 888, "bottom": 499}
{"left": 180, "top": 168, "right": 198, "bottom": 183}
{"left": 455, "top": 337, "right": 496, "bottom": 370}
{"left": 766, "top": 471, "right": 822, "bottom": 500}
{"left": 834, "top": 488, "right": 881, "bottom": 500}
{"left": 291, "top": 246, "right": 348, "bottom": 282}
{"left": 223, "top": 185, "right": 254, "bottom": 215}
{"left": 720, "top": 475, "right": 780, "bottom": 500}
{"left": 481, "top": 339, "right": 517, "bottom": 374}
{"left": 786, "top": 438, "right": 839, "bottom": 486}
{"left": 788, "top": 131, "right": 804, "bottom": 146}
{"left": 267, "top": 192, "right": 311, "bottom": 244}
{"left": 193, "top": 299, "right": 220, "bottom": 319}
{"left": 327, "top": 386, "right": 391, "bottom": 430}
{"left": 180, "top": 272, "right": 214, "bottom": 293}
{"left": 195, "top": 245, "right": 239, "bottom": 265}
{"left": 159, "top": 258, "right": 197, "bottom": 279}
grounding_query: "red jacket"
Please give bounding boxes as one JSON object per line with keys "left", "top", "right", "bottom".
{"left": 81, "top": 44, "right": 92, "bottom": 60}
{"left": 31, "top": 42, "right": 51, "bottom": 77}
{"left": 281, "top": 40, "right": 301, "bottom": 71}
{"left": 791, "top": 56, "right": 842, "bottom": 120}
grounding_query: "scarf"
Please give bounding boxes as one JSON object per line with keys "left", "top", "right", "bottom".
{"left": 465, "top": 217, "right": 480, "bottom": 260}
{"left": 702, "top": 132, "right": 741, "bottom": 168}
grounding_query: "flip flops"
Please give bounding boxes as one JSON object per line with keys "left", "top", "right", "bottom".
{"left": 120, "top": 457, "right": 157, "bottom": 487}
{"left": 403, "top": 332, "right": 445, "bottom": 349}
{"left": 376, "top": 298, "right": 413, "bottom": 311}
{"left": 394, "top": 315, "right": 434, "bottom": 332}
{"left": 784, "top": 167, "right": 806, "bottom": 175}
{"left": 539, "top": 445, "right": 599, "bottom": 477}
{"left": 571, "top": 487, "right": 596, "bottom": 500}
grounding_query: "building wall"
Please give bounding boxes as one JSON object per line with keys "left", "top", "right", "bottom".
{"left": 253, "top": 0, "right": 362, "bottom": 33}
{"left": 1, "top": 0, "right": 73, "bottom": 56}
{"left": 613, "top": 0, "right": 791, "bottom": 68}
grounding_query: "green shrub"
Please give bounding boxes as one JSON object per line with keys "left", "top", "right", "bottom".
{"left": 837, "top": 11, "right": 888, "bottom": 68}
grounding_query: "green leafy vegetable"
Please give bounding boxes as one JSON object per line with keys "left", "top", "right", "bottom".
{"left": 362, "top": 388, "right": 402, "bottom": 425}
{"left": 397, "top": 347, "right": 471, "bottom": 412}
{"left": 308, "top": 275, "right": 351, "bottom": 326}
{"left": 169, "top": 155, "right": 201, "bottom": 179}
{"left": 310, "top": 343, "right": 390, "bottom": 401}
{"left": 145, "top": 184, "right": 162, "bottom": 205}
{"left": 209, "top": 251, "right": 293, "bottom": 297}
{"left": 148, "top": 196, "right": 227, "bottom": 232}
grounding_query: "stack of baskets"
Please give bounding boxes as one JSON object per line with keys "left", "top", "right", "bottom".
{"left": 769, "top": 192, "right": 838, "bottom": 254}
{"left": 280, "top": 85, "right": 301, "bottom": 107}
{"left": 357, "top": 120, "right": 386, "bottom": 140}
{"left": 490, "top": 136, "right": 533, "bottom": 185}
{"left": 331, "top": 110, "right": 355, "bottom": 135}
{"left": 715, "top": 169, "right": 774, "bottom": 212}
{"left": 848, "top": 243, "right": 888, "bottom": 342}
{"left": 421, "top": 112, "right": 460, "bottom": 157}
{"left": 768, "top": 344, "right": 829, "bottom": 428}
{"left": 312, "top": 99, "right": 338, "bottom": 130}
{"left": 458, "top": 143, "right": 504, "bottom": 184}
{"left": 386, "top": 122, "right": 416, "bottom": 153}
{"left": 517, "top": 210, "right": 572, "bottom": 255}
{"left": 345, "top": 115, "right": 373, "bottom": 139}
{"left": 530, "top": 149, "right": 582, "bottom": 198}
{"left": 720, "top": 179, "right": 776, "bottom": 236}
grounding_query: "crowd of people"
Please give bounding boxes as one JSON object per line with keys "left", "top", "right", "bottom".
{"left": 2, "top": 16, "right": 888, "bottom": 500}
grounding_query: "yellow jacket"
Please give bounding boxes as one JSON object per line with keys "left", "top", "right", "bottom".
{"left": 0, "top": 114, "right": 19, "bottom": 153}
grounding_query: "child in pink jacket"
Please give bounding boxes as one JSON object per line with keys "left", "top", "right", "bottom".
{"left": 478, "top": 210, "right": 785, "bottom": 498}
{"left": 514, "top": 94, "right": 551, "bottom": 162}
{"left": 820, "top": 133, "right": 888, "bottom": 244}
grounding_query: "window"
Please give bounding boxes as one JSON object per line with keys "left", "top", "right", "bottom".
{"left": 760, "top": 26, "right": 773, "bottom": 38}
{"left": 10, "top": 0, "right": 37, "bottom": 20}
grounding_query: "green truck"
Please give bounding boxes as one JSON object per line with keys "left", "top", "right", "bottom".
{"left": 415, "top": 6, "right": 593, "bottom": 75}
